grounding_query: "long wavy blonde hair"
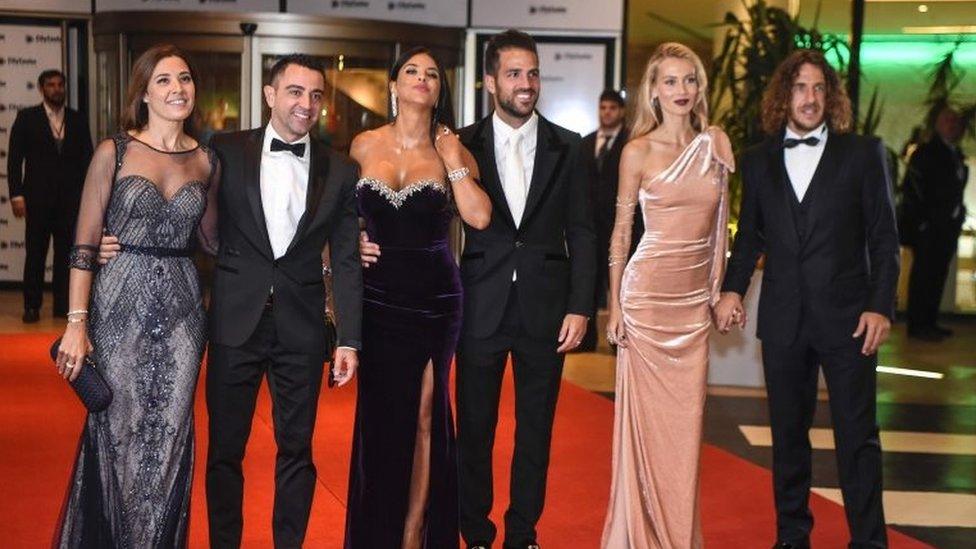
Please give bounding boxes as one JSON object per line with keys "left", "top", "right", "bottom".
{"left": 631, "top": 42, "right": 709, "bottom": 139}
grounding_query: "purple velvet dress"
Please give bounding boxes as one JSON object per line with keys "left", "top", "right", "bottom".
{"left": 344, "top": 177, "right": 461, "bottom": 548}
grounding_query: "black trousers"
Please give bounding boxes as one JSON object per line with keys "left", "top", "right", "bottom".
{"left": 761, "top": 319, "right": 887, "bottom": 548}
{"left": 206, "top": 307, "right": 325, "bottom": 549}
{"left": 456, "top": 284, "right": 565, "bottom": 548}
{"left": 907, "top": 229, "right": 959, "bottom": 332}
{"left": 23, "top": 197, "right": 75, "bottom": 313}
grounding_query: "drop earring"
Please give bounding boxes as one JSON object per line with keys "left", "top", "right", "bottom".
{"left": 390, "top": 89, "right": 398, "bottom": 119}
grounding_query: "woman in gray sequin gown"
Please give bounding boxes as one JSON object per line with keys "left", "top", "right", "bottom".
{"left": 55, "top": 46, "right": 219, "bottom": 548}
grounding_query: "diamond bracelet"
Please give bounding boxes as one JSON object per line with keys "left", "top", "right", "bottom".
{"left": 447, "top": 167, "right": 470, "bottom": 184}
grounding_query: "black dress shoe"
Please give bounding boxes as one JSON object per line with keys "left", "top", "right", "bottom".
{"left": 934, "top": 324, "right": 954, "bottom": 337}
{"left": 503, "top": 543, "right": 539, "bottom": 549}
{"left": 467, "top": 543, "right": 490, "bottom": 549}
{"left": 907, "top": 327, "right": 945, "bottom": 342}
{"left": 772, "top": 542, "right": 809, "bottom": 549}
{"left": 22, "top": 308, "right": 40, "bottom": 323}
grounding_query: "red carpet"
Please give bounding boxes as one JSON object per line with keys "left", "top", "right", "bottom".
{"left": 0, "top": 333, "right": 929, "bottom": 548}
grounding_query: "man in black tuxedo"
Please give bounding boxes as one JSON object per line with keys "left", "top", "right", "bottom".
{"left": 6, "top": 69, "right": 93, "bottom": 322}
{"left": 456, "top": 30, "right": 595, "bottom": 549}
{"left": 204, "top": 55, "right": 362, "bottom": 548}
{"left": 579, "top": 89, "right": 637, "bottom": 350}
{"left": 715, "top": 51, "right": 899, "bottom": 549}
{"left": 903, "top": 107, "right": 968, "bottom": 341}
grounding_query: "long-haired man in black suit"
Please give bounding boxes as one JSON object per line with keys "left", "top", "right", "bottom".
{"left": 714, "top": 50, "right": 899, "bottom": 549}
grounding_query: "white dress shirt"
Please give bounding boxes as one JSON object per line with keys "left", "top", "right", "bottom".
{"left": 493, "top": 111, "right": 538, "bottom": 225}
{"left": 43, "top": 101, "right": 65, "bottom": 142}
{"left": 595, "top": 125, "right": 622, "bottom": 156}
{"left": 493, "top": 111, "right": 538, "bottom": 281}
{"left": 261, "top": 123, "right": 310, "bottom": 259}
{"left": 783, "top": 123, "right": 827, "bottom": 202}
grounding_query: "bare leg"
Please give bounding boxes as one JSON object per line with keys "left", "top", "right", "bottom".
{"left": 402, "top": 360, "right": 434, "bottom": 549}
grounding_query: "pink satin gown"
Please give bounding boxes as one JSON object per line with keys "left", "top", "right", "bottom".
{"left": 601, "top": 127, "right": 734, "bottom": 548}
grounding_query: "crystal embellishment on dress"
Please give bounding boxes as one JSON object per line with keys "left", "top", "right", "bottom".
{"left": 356, "top": 177, "right": 447, "bottom": 209}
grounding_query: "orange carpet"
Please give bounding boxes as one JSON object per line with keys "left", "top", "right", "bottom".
{"left": 0, "top": 333, "right": 929, "bottom": 548}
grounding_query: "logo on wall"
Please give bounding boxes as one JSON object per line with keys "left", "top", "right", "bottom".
{"left": 388, "top": 1, "right": 426, "bottom": 9}
{"left": 26, "top": 34, "right": 61, "bottom": 44}
{"left": 2, "top": 57, "right": 38, "bottom": 66}
{"left": 331, "top": 0, "right": 370, "bottom": 8}
{"left": 27, "top": 82, "right": 34, "bottom": 90}
{"left": 553, "top": 52, "right": 592, "bottom": 62}
{"left": 529, "top": 5, "right": 568, "bottom": 15}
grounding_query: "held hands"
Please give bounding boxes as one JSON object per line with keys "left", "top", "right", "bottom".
{"left": 433, "top": 124, "right": 466, "bottom": 171}
{"left": 98, "top": 234, "right": 121, "bottom": 265}
{"left": 556, "top": 313, "right": 588, "bottom": 353}
{"left": 853, "top": 312, "right": 891, "bottom": 356}
{"left": 606, "top": 308, "right": 627, "bottom": 349}
{"left": 56, "top": 324, "right": 93, "bottom": 382}
{"left": 331, "top": 347, "right": 358, "bottom": 387}
{"left": 713, "top": 292, "right": 746, "bottom": 334}
{"left": 359, "top": 231, "right": 381, "bottom": 268}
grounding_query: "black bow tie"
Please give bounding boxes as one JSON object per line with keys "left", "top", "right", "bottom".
{"left": 783, "top": 136, "right": 820, "bottom": 149}
{"left": 270, "top": 138, "right": 306, "bottom": 157}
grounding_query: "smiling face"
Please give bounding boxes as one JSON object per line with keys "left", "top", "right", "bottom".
{"left": 485, "top": 47, "right": 540, "bottom": 123}
{"left": 392, "top": 52, "right": 440, "bottom": 111}
{"left": 263, "top": 63, "right": 325, "bottom": 142}
{"left": 652, "top": 57, "right": 699, "bottom": 120}
{"left": 788, "top": 63, "right": 827, "bottom": 133}
{"left": 144, "top": 56, "right": 195, "bottom": 124}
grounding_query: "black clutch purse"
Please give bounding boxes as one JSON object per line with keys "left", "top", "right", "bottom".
{"left": 50, "top": 337, "right": 114, "bottom": 413}
{"left": 325, "top": 312, "right": 338, "bottom": 388}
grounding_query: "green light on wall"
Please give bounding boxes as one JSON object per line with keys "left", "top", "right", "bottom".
{"left": 830, "top": 35, "right": 976, "bottom": 65}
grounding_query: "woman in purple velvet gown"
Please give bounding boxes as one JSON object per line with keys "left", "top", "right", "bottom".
{"left": 344, "top": 47, "right": 491, "bottom": 549}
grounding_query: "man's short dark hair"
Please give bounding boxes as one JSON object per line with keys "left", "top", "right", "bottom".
{"left": 267, "top": 54, "right": 325, "bottom": 86}
{"left": 599, "top": 89, "right": 624, "bottom": 107}
{"left": 37, "top": 69, "right": 64, "bottom": 87}
{"left": 485, "top": 29, "right": 538, "bottom": 76}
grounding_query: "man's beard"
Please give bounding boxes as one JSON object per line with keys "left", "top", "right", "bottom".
{"left": 45, "top": 93, "right": 65, "bottom": 107}
{"left": 789, "top": 105, "right": 825, "bottom": 133}
{"left": 497, "top": 89, "right": 537, "bottom": 120}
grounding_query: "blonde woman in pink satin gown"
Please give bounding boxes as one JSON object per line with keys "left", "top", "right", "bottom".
{"left": 602, "top": 43, "right": 735, "bottom": 548}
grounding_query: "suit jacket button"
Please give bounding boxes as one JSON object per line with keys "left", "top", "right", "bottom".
{"left": 273, "top": 259, "right": 279, "bottom": 267}
{"left": 515, "top": 240, "right": 524, "bottom": 248}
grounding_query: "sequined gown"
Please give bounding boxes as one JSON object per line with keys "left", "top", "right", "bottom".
{"left": 344, "top": 177, "right": 461, "bottom": 548}
{"left": 57, "top": 133, "right": 219, "bottom": 548}
{"left": 601, "top": 127, "right": 734, "bottom": 549}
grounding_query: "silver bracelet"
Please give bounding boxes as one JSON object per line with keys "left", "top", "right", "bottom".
{"left": 67, "top": 309, "right": 89, "bottom": 316}
{"left": 447, "top": 167, "right": 470, "bottom": 184}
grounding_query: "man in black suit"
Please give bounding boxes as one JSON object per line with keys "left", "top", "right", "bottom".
{"left": 6, "top": 69, "right": 93, "bottom": 322}
{"left": 903, "top": 107, "right": 968, "bottom": 341}
{"left": 456, "top": 30, "right": 595, "bottom": 549}
{"left": 204, "top": 55, "right": 362, "bottom": 548}
{"left": 579, "top": 89, "right": 637, "bottom": 350}
{"left": 715, "top": 50, "right": 899, "bottom": 548}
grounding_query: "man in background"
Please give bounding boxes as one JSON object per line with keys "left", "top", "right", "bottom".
{"left": 903, "top": 106, "right": 968, "bottom": 341}
{"left": 579, "top": 89, "right": 638, "bottom": 351}
{"left": 6, "top": 69, "right": 93, "bottom": 323}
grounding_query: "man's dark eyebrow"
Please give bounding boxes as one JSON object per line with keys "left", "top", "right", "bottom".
{"left": 285, "top": 84, "right": 306, "bottom": 91}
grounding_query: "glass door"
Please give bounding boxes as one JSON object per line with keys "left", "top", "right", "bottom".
{"left": 251, "top": 37, "right": 394, "bottom": 153}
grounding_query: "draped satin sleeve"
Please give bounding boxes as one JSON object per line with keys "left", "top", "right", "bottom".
{"left": 69, "top": 138, "right": 118, "bottom": 271}
{"left": 707, "top": 127, "right": 735, "bottom": 306}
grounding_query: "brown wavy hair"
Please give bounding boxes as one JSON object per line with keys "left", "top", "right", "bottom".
{"left": 761, "top": 49, "right": 852, "bottom": 135}
{"left": 121, "top": 44, "right": 200, "bottom": 136}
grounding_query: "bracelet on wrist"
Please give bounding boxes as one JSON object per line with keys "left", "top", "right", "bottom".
{"left": 67, "top": 317, "right": 87, "bottom": 324}
{"left": 447, "top": 167, "right": 470, "bottom": 184}
{"left": 67, "top": 309, "right": 88, "bottom": 316}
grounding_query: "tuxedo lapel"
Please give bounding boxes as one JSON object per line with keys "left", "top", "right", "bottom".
{"left": 522, "top": 118, "right": 566, "bottom": 226}
{"left": 469, "top": 118, "right": 518, "bottom": 229}
{"left": 243, "top": 128, "right": 273, "bottom": 257}
{"left": 286, "top": 139, "right": 329, "bottom": 254}
{"left": 768, "top": 140, "right": 801, "bottom": 253}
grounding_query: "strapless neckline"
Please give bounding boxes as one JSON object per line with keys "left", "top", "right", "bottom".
{"left": 357, "top": 176, "right": 448, "bottom": 209}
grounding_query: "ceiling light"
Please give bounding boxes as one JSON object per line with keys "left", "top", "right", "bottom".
{"left": 918, "top": 4, "right": 929, "bottom": 11}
